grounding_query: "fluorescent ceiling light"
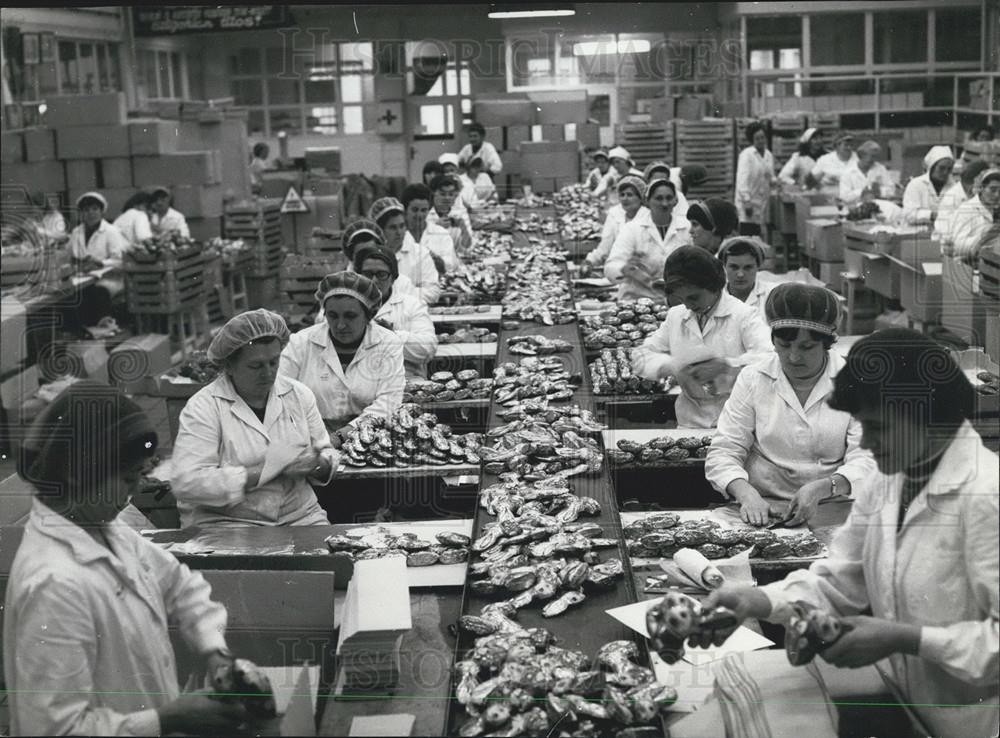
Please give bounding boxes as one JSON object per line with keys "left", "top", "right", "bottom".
{"left": 488, "top": 9, "right": 575, "bottom": 19}
{"left": 574, "top": 39, "right": 651, "bottom": 56}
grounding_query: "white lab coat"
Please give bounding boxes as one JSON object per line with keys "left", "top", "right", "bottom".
{"left": 374, "top": 287, "right": 437, "bottom": 379}
{"left": 4, "top": 498, "right": 228, "bottom": 736}
{"left": 428, "top": 206, "right": 473, "bottom": 256}
{"left": 458, "top": 141, "right": 503, "bottom": 176}
{"left": 68, "top": 219, "right": 128, "bottom": 266}
{"left": 933, "top": 182, "right": 969, "bottom": 245}
{"left": 170, "top": 373, "right": 336, "bottom": 527}
{"left": 838, "top": 162, "right": 894, "bottom": 206}
{"left": 733, "top": 277, "right": 774, "bottom": 322}
{"left": 949, "top": 195, "right": 995, "bottom": 262}
{"left": 811, "top": 151, "right": 859, "bottom": 195}
{"left": 705, "top": 351, "right": 876, "bottom": 501}
{"left": 150, "top": 207, "right": 190, "bottom": 238}
{"left": 604, "top": 208, "right": 692, "bottom": 301}
{"left": 470, "top": 172, "right": 497, "bottom": 203}
{"left": 414, "top": 221, "right": 459, "bottom": 272}
{"left": 592, "top": 170, "right": 619, "bottom": 199}
{"left": 902, "top": 173, "right": 951, "bottom": 225}
{"left": 113, "top": 208, "right": 153, "bottom": 248}
{"left": 760, "top": 421, "right": 999, "bottom": 738}
{"left": 457, "top": 173, "right": 485, "bottom": 211}
{"left": 735, "top": 146, "right": 775, "bottom": 228}
{"left": 585, "top": 204, "right": 648, "bottom": 268}
{"left": 585, "top": 167, "right": 606, "bottom": 190}
{"left": 280, "top": 321, "right": 405, "bottom": 427}
{"left": 397, "top": 231, "right": 442, "bottom": 304}
{"left": 778, "top": 152, "right": 817, "bottom": 187}
{"left": 633, "top": 290, "right": 773, "bottom": 428}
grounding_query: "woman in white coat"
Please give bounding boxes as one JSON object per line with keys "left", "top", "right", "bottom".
{"left": 353, "top": 244, "right": 437, "bottom": 379}
{"left": 810, "top": 131, "right": 858, "bottom": 196}
{"left": 706, "top": 284, "right": 876, "bottom": 526}
{"left": 371, "top": 196, "right": 441, "bottom": 305}
{"left": 5, "top": 381, "right": 247, "bottom": 736}
{"left": 734, "top": 121, "right": 775, "bottom": 237}
{"left": 778, "top": 127, "right": 826, "bottom": 187}
{"left": 605, "top": 177, "right": 692, "bottom": 301}
{"left": 716, "top": 236, "right": 774, "bottom": 320}
{"left": 280, "top": 271, "right": 405, "bottom": 447}
{"left": 902, "top": 145, "right": 955, "bottom": 225}
{"left": 112, "top": 190, "right": 154, "bottom": 248}
{"left": 582, "top": 174, "right": 648, "bottom": 273}
{"left": 700, "top": 329, "right": 998, "bottom": 738}
{"left": 950, "top": 167, "right": 999, "bottom": 263}
{"left": 170, "top": 309, "right": 338, "bottom": 527}
{"left": 631, "top": 246, "right": 772, "bottom": 428}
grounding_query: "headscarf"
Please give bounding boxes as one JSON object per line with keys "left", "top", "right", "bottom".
{"left": 353, "top": 244, "right": 399, "bottom": 281}
{"left": 368, "top": 197, "right": 405, "bottom": 227}
{"left": 717, "top": 236, "right": 768, "bottom": 267}
{"left": 208, "top": 309, "right": 290, "bottom": 363}
{"left": 314, "top": 271, "right": 382, "bottom": 316}
{"left": 686, "top": 199, "right": 739, "bottom": 237}
{"left": 75, "top": 191, "right": 108, "bottom": 211}
{"left": 607, "top": 146, "right": 633, "bottom": 165}
{"left": 616, "top": 175, "right": 647, "bottom": 201}
{"left": 592, "top": 149, "right": 609, "bottom": 162}
{"left": 799, "top": 127, "right": 818, "bottom": 145}
{"left": 923, "top": 145, "right": 955, "bottom": 172}
{"left": 765, "top": 283, "right": 840, "bottom": 337}
{"left": 19, "top": 380, "right": 158, "bottom": 498}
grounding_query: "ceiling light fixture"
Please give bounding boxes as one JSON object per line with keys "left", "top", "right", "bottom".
{"left": 488, "top": 4, "right": 575, "bottom": 19}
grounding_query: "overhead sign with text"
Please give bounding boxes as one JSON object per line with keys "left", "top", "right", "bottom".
{"left": 133, "top": 6, "right": 290, "bottom": 36}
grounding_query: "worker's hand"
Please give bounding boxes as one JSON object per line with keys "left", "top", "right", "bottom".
{"left": 744, "top": 206, "right": 755, "bottom": 219}
{"left": 203, "top": 649, "right": 235, "bottom": 688}
{"left": 690, "top": 584, "right": 773, "bottom": 649}
{"left": 821, "top": 616, "right": 920, "bottom": 669}
{"left": 283, "top": 447, "right": 323, "bottom": 478}
{"left": 578, "top": 261, "right": 594, "bottom": 277}
{"left": 729, "top": 481, "right": 780, "bottom": 527}
{"left": 785, "top": 478, "right": 830, "bottom": 526}
{"left": 157, "top": 691, "right": 250, "bottom": 736}
{"left": 687, "top": 358, "right": 732, "bottom": 384}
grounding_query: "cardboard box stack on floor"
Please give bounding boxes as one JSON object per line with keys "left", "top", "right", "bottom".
{"left": 1, "top": 92, "right": 250, "bottom": 238}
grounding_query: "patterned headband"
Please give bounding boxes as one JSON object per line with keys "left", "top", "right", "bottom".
{"left": 768, "top": 317, "right": 838, "bottom": 336}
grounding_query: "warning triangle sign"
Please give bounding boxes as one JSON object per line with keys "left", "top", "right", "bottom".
{"left": 281, "top": 185, "right": 310, "bottom": 213}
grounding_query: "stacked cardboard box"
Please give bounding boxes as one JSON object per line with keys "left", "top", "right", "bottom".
{"left": 519, "top": 141, "right": 580, "bottom": 194}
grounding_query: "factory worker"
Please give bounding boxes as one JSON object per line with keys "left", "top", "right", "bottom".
{"left": 171, "top": 309, "right": 337, "bottom": 527}
{"left": 686, "top": 198, "right": 739, "bottom": 256}
{"left": 466, "top": 156, "right": 497, "bottom": 203}
{"left": 735, "top": 121, "right": 776, "bottom": 237}
{"left": 779, "top": 127, "right": 826, "bottom": 187}
{"left": 838, "top": 140, "right": 895, "bottom": 206}
{"left": 371, "top": 196, "right": 441, "bottom": 305}
{"left": 678, "top": 165, "right": 709, "bottom": 197}
{"left": 5, "top": 381, "right": 247, "bottom": 736}
{"left": 950, "top": 168, "right": 1000, "bottom": 263}
{"left": 631, "top": 246, "right": 772, "bottom": 428}
{"left": 935, "top": 160, "right": 989, "bottom": 247}
{"left": 353, "top": 244, "right": 437, "bottom": 379}
{"left": 112, "top": 189, "right": 154, "bottom": 248}
{"left": 582, "top": 174, "right": 648, "bottom": 274}
{"left": 439, "top": 152, "right": 483, "bottom": 211}
{"left": 644, "top": 160, "right": 690, "bottom": 216}
{"left": 457, "top": 121, "right": 502, "bottom": 176}
{"left": 68, "top": 191, "right": 129, "bottom": 328}
{"left": 280, "top": 272, "right": 405, "bottom": 447}
{"left": 148, "top": 185, "right": 190, "bottom": 238}
{"left": 593, "top": 146, "right": 642, "bottom": 199}
{"left": 810, "top": 131, "right": 858, "bottom": 195}
{"left": 584, "top": 149, "right": 611, "bottom": 191}
{"left": 422, "top": 160, "right": 445, "bottom": 187}
{"left": 902, "top": 145, "right": 955, "bottom": 225}
{"left": 428, "top": 173, "right": 474, "bottom": 256}
{"left": 38, "top": 192, "right": 68, "bottom": 243}
{"left": 402, "top": 182, "right": 458, "bottom": 273}
{"left": 701, "top": 329, "right": 998, "bottom": 738}
{"left": 706, "top": 284, "right": 876, "bottom": 526}
{"left": 716, "top": 236, "right": 773, "bottom": 319}
{"left": 340, "top": 217, "right": 413, "bottom": 295}
{"left": 249, "top": 142, "right": 272, "bottom": 194}
{"left": 605, "top": 177, "right": 692, "bottom": 301}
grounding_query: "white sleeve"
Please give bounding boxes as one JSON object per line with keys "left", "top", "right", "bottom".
{"left": 587, "top": 215, "right": 620, "bottom": 266}
{"left": 68, "top": 226, "right": 87, "bottom": 260}
{"left": 169, "top": 392, "right": 249, "bottom": 506}
{"left": 279, "top": 334, "right": 305, "bottom": 380}
{"left": 416, "top": 248, "right": 442, "bottom": 305}
{"left": 834, "top": 414, "right": 877, "bottom": 497}
{"left": 839, "top": 170, "right": 864, "bottom": 205}
{"left": 778, "top": 155, "right": 798, "bottom": 186}
{"left": 632, "top": 317, "right": 677, "bottom": 380}
{"left": 395, "top": 301, "right": 438, "bottom": 365}
{"left": 704, "top": 367, "right": 758, "bottom": 496}
{"left": 950, "top": 206, "right": 991, "bottom": 261}
{"left": 735, "top": 148, "right": 753, "bottom": 209}
{"left": 902, "top": 180, "right": 933, "bottom": 224}
{"left": 485, "top": 143, "right": 503, "bottom": 175}
{"left": 730, "top": 310, "right": 773, "bottom": 367}
{"left": 352, "top": 340, "right": 405, "bottom": 425}
{"left": 603, "top": 222, "right": 636, "bottom": 283}
{"left": 298, "top": 382, "right": 340, "bottom": 485}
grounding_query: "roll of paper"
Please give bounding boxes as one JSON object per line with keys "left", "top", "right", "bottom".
{"left": 674, "top": 547, "right": 725, "bottom": 589}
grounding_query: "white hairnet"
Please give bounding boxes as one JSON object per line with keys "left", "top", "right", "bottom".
{"left": 208, "top": 308, "right": 290, "bottom": 363}
{"left": 923, "top": 145, "right": 955, "bottom": 171}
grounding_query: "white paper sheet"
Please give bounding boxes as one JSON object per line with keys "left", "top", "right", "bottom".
{"left": 348, "top": 714, "right": 415, "bottom": 737}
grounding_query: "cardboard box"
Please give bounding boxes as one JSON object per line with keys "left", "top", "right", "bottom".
{"left": 861, "top": 253, "right": 900, "bottom": 299}
{"left": 133, "top": 151, "right": 221, "bottom": 186}
{"left": 812, "top": 260, "right": 846, "bottom": 290}
{"left": 101, "top": 157, "right": 133, "bottom": 189}
{"left": 895, "top": 234, "right": 940, "bottom": 269}
{"left": 304, "top": 147, "right": 341, "bottom": 175}
{"left": 171, "top": 184, "right": 224, "bottom": 218}
{"left": 897, "top": 261, "right": 943, "bottom": 322}
{"left": 576, "top": 122, "right": 601, "bottom": 150}
{"left": 506, "top": 125, "right": 531, "bottom": 149}
{"left": 2, "top": 131, "right": 24, "bottom": 163}
{"left": 805, "top": 219, "right": 844, "bottom": 262}
{"left": 23, "top": 128, "right": 57, "bottom": 161}
{"left": 483, "top": 126, "right": 503, "bottom": 148}
{"left": 65, "top": 159, "right": 99, "bottom": 191}
{"left": 128, "top": 119, "right": 180, "bottom": 156}
{"left": 56, "top": 124, "right": 130, "bottom": 159}
{"left": 540, "top": 124, "right": 564, "bottom": 142}
{"left": 499, "top": 149, "right": 521, "bottom": 174}
{"left": 474, "top": 98, "right": 534, "bottom": 127}
{"left": 843, "top": 246, "right": 866, "bottom": 277}
{"left": 108, "top": 334, "right": 172, "bottom": 384}
{"left": 528, "top": 177, "right": 557, "bottom": 193}
{"left": 1, "top": 160, "right": 65, "bottom": 192}
{"left": 0, "top": 364, "right": 39, "bottom": 411}
{"left": 528, "top": 91, "right": 588, "bottom": 125}
{"left": 675, "top": 95, "right": 710, "bottom": 120}
{"left": 0, "top": 302, "right": 27, "bottom": 374}
{"left": 46, "top": 92, "right": 127, "bottom": 127}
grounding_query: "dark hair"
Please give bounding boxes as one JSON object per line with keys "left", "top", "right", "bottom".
{"left": 422, "top": 161, "right": 445, "bottom": 181}
{"left": 744, "top": 121, "right": 767, "bottom": 144}
{"left": 721, "top": 239, "right": 763, "bottom": 267}
{"left": 771, "top": 327, "right": 835, "bottom": 350}
{"left": 972, "top": 125, "right": 995, "bottom": 140}
{"left": 662, "top": 245, "right": 727, "bottom": 293}
{"left": 828, "top": 328, "right": 973, "bottom": 429}
{"left": 253, "top": 142, "right": 269, "bottom": 158}
{"left": 353, "top": 244, "right": 399, "bottom": 281}
{"left": 467, "top": 121, "right": 486, "bottom": 136}
{"left": 799, "top": 131, "right": 826, "bottom": 158}
{"left": 687, "top": 199, "right": 739, "bottom": 238}
{"left": 429, "top": 173, "right": 460, "bottom": 193}
{"left": 960, "top": 160, "right": 990, "bottom": 187}
{"left": 401, "top": 183, "right": 432, "bottom": 209}
{"left": 121, "top": 190, "right": 152, "bottom": 213}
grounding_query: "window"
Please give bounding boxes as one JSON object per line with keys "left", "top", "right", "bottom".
{"left": 137, "top": 48, "right": 188, "bottom": 100}
{"left": 229, "top": 42, "right": 376, "bottom": 137}
{"left": 406, "top": 41, "right": 472, "bottom": 136}
{"left": 810, "top": 13, "right": 864, "bottom": 67}
{"left": 747, "top": 16, "right": 802, "bottom": 69}
{"left": 936, "top": 8, "right": 981, "bottom": 63}
{"left": 874, "top": 11, "right": 927, "bottom": 65}
{"left": 55, "top": 39, "right": 120, "bottom": 95}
